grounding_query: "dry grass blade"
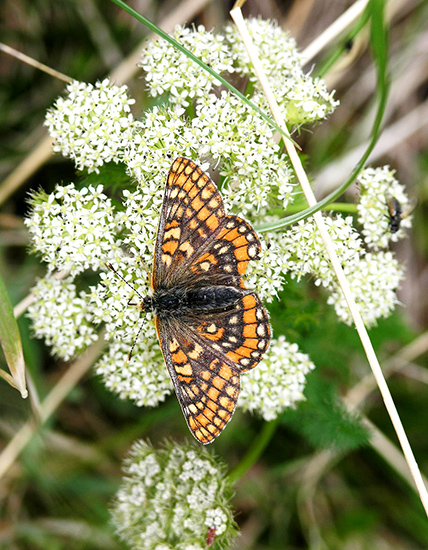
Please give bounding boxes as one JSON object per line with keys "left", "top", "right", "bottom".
{"left": 0, "top": 331, "right": 106, "bottom": 480}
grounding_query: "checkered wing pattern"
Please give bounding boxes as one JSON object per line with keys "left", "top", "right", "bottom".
{"left": 150, "top": 157, "right": 271, "bottom": 444}
{"left": 152, "top": 157, "right": 261, "bottom": 290}
{"left": 156, "top": 292, "right": 270, "bottom": 444}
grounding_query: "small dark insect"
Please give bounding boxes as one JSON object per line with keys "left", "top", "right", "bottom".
{"left": 386, "top": 196, "right": 417, "bottom": 233}
{"left": 206, "top": 526, "right": 216, "bottom": 546}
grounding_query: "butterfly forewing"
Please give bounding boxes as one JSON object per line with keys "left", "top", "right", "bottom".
{"left": 152, "top": 157, "right": 225, "bottom": 290}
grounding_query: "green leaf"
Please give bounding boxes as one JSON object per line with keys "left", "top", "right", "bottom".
{"left": 282, "top": 374, "right": 369, "bottom": 452}
{"left": 0, "top": 272, "right": 27, "bottom": 398}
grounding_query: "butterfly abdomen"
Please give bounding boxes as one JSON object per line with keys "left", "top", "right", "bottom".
{"left": 150, "top": 286, "right": 246, "bottom": 318}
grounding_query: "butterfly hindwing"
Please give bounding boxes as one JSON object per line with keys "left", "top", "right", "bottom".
{"left": 155, "top": 316, "right": 240, "bottom": 444}
{"left": 154, "top": 290, "right": 270, "bottom": 444}
{"left": 187, "top": 291, "right": 271, "bottom": 373}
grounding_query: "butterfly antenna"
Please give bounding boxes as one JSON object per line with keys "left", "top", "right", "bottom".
{"left": 138, "top": 256, "right": 151, "bottom": 278}
{"left": 126, "top": 317, "right": 146, "bottom": 363}
{"left": 105, "top": 261, "right": 145, "bottom": 300}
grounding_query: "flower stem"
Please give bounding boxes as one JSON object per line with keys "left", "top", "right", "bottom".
{"left": 229, "top": 419, "right": 279, "bottom": 484}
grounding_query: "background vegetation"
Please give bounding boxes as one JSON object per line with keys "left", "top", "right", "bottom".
{"left": 1, "top": 0, "right": 428, "bottom": 548}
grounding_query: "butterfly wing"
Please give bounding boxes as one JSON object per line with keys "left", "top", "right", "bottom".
{"left": 152, "top": 157, "right": 261, "bottom": 290}
{"left": 155, "top": 291, "right": 270, "bottom": 444}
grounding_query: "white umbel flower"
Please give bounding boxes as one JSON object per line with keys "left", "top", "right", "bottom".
{"left": 25, "top": 182, "right": 122, "bottom": 276}
{"left": 282, "top": 214, "right": 364, "bottom": 288}
{"left": 239, "top": 336, "right": 315, "bottom": 420}
{"left": 112, "top": 440, "right": 237, "bottom": 550}
{"left": 327, "top": 251, "right": 404, "bottom": 327}
{"left": 45, "top": 79, "right": 136, "bottom": 173}
{"left": 225, "top": 18, "right": 339, "bottom": 125}
{"left": 140, "top": 25, "right": 234, "bottom": 107}
{"left": 27, "top": 274, "right": 98, "bottom": 360}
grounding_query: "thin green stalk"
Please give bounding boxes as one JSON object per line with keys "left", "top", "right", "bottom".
{"left": 229, "top": 419, "right": 279, "bottom": 484}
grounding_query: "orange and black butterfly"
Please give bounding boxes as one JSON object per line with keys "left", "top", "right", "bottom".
{"left": 109, "top": 157, "right": 270, "bottom": 444}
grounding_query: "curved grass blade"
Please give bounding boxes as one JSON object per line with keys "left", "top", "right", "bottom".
{"left": 256, "top": 0, "right": 389, "bottom": 232}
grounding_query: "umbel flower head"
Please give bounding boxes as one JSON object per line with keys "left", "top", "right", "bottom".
{"left": 45, "top": 79, "right": 135, "bottom": 174}
{"left": 357, "top": 166, "right": 415, "bottom": 250}
{"left": 281, "top": 211, "right": 406, "bottom": 328}
{"left": 111, "top": 440, "right": 237, "bottom": 550}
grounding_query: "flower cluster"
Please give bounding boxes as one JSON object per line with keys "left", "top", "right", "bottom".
{"left": 357, "top": 166, "right": 415, "bottom": 249}
{"left": 45, "top": 79, "right": 135, "bottom": 173}
{"left": 26, "top": 274, "right": 98, "bottom": 360}
{"left": 282, "top": 214, "right": 364, "bottom": 288}
{"left": 111, "top": 440, "right": 237, "bottom": 550}
{"left": 327, "top": 251, "right": 404, "bottom": 326}
{"left": 239, "top": 336, "right": 315, "bottom": 420}
{"left": 94, "top": 340, "right": 172, "bottom": 407}
{"left": 140, "top": 25, "right": 234, "bottom": 107}
{"left": 282, "top": 212, "right": 405, "bottom": 327}
{"left": 24, "top": 182, "right": 122, "bottom": 275}
{"left": 225, "top": 18, "right": 339, "bottom": 124}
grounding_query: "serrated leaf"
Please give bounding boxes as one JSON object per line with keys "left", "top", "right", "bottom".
{"left": 0, "top": 272, "right": 27, "bottom": 398}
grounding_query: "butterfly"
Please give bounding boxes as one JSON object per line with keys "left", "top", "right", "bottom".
{"left": 109, "top": 157, "right": 271, "bottom": 444}
{"left": 386, "top": 195, "right": 417, "bottom": 233}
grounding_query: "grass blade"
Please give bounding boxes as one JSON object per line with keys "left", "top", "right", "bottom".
{"left": 0, "top": 272, "right": 27, "bottom": 398}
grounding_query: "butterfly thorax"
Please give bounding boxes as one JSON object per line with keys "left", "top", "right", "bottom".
{"left": 142, "top": 286, "right": 246, "bottom": 319}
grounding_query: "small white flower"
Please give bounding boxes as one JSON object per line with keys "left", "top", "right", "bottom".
{"left": 327, "top": 251, "right": 404, "bottom": 327}
{"left": 239, "top": 336, "right": 315, "bottom": 420}
{"left": 112, "top": 440, "right": 237, "bottom": 549}
{"left": 27, "top": 274, "right": 98, "bottom": 360}
{"left": 282, "top": 214, "right": 364, "bottom": 288}
{"left": 140, "top": 25, "right": 234, "bottom": 107}
{"left": 45, "top": 79, "right": 136, "bottom": 173}
{"left": 225, "top": 18, "right": 339, "bottom": 125}
{"left": 94, "top": 339, "right": 172, "bottom": 408}
{"left": 281, "top": 212, "right": 405, "bottom": 326}
{"left": 25, "top": 182, "right": 122, "bottom": 275}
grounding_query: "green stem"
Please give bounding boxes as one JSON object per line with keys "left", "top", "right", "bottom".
{"left": 228, "top": 419, "right": 279, "bottom": 484}
{"left": 282, "top": 202, "right": 358, "bottom": 216}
